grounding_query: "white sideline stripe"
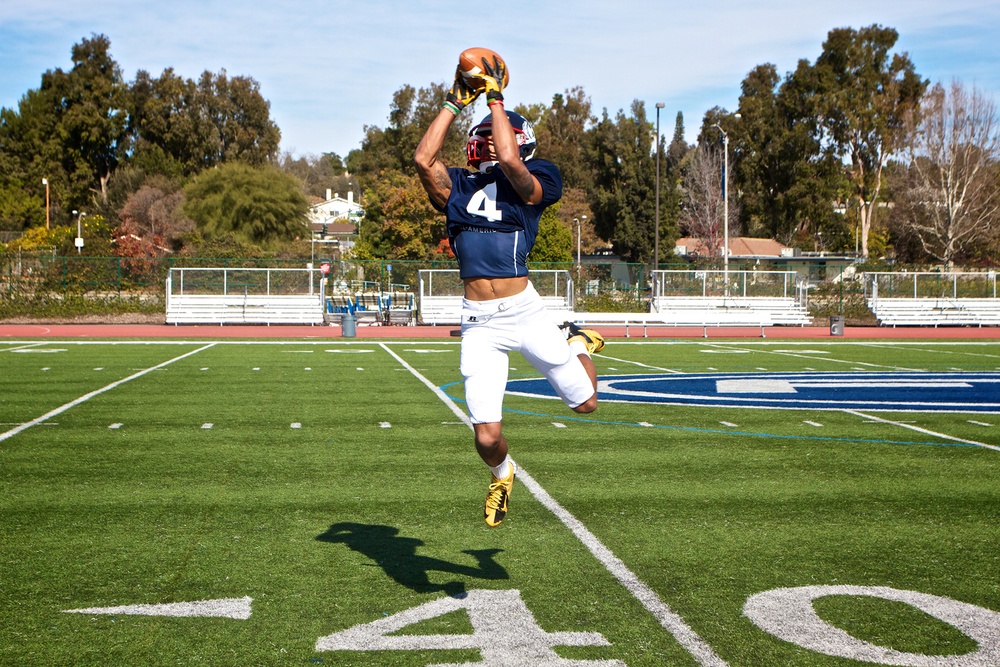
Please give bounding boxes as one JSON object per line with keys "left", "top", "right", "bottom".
{"left": 0, "top": 344, "right": 217, "bottom": 444}
{"left": 844, "top": 409, "right": 1000, "bottom": 452}
{"left": 378, "top": 343, "right": 727, "bottom": 667}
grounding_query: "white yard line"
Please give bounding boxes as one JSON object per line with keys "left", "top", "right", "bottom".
{"left": 0, "top": 342, "right": 47, "bottom": 352}
{"left": 378, "top": 342, "right": 728, "bottom": 667}
{"left": 843, "top": 409, "right": 1000, "bottom": 452}
{"left": 0, "top": 344, "right": 216, "bottom": 443}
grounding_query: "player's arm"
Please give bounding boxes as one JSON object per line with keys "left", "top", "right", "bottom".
{"left": 415, "top": 109, "right": 457, "bottom": 209}
{"left": 415, "top": 68, "right": 482, "bottom": 209}
{"left": 480, "top": 57, "right": 544, "bottom": 205}
{"left": 489, "top": 106, "right": 543, "bottom": 204}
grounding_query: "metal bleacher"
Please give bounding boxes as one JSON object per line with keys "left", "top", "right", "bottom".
{"left": 165, "top": 268, "right": 325, "bottom": 325}
{"left": 867, "top": 271, "right": 1000, "bottom": 327}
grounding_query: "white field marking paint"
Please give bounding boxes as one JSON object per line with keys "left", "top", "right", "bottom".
{"left": 844, "top": 409, "right": 1000, "bottom": 452}
{"left": 324, "top": 349, "right": 375, "bottom": 354}
{"left": 305, "top": 367, "right": 312, "bottom": 371}
{"left": 379, "top": 422, "right": 391, "bottom": 429}
{"left": 0, "top": 344, "right": 216, "bottom": 444}
{"left": 720, "top": 421, "right": 738, "bottom": 427}
{"left": 109, "top": 423, "right": 123, "bottom": 429}
{"left": 608, "top": 367, "right": 618, "bottom": 371}
{"left": 64, "top": 597, "right": 252, "bottom": 620}
{"left": 283, "top": 350, "right": 314, "bottom": 353}
{"left": 93, "top": 367, "right": 104, "bottom": 371}
{"left": 552, "top": 422, "right": 567, "bottom": 428}
{"left": 744, "top": 585, "right": 1000, "bottom": 666}
{"left": 968, "top": 420, "right": 992, "bottom": 427}
{"left": 699, "top": 349, "right": 750, "bottom": 355}
{"left": 377, "top": 342, "right": 728, "bottom": 667}
{"left": 599, "top": 354, "right": 682, "bottom": 373}
{"left": 804, "top": 420, "right": 823, "bottom": 427}
{"left": 200, "top": 367, "right": 209, "bottom": 371}
{"left": 1, "top": 342, "right": 47, "bottom": 352}
{"left": 253, "top": 367, "right": 260, "bottom": 371}
{"left": 356, "top": 367, "right": 364, "bottom": 371}
{"left": 405, "top": 349, "right": 452, "bottom": 354}
{"left": 315, "top": 589, "right": 623, "bottom": 665}
{"left": 639, "top": 422, "right": 654, "bottom": 427}
{"left": 12, "top": 348, "right": 66, "bottom": 353}
{"left": 704, "top": 342, "right": 923, "bottom": 372}
{"left": 201, "top": 423, "right": 214, "bottom": 430}
{"left": 291, "top": 423, "right": 302, "bottom": 429}
{"left": 42, "top": 367, "right": 50, "bottom": 371}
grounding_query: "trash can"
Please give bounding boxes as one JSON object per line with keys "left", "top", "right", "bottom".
{"left": 830, "top": 315, "right": 845, "bottom": 337}
{"left": 341, "top": 311, "right": 357, "bottom": 338}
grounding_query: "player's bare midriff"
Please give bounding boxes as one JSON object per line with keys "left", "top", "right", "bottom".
{"left": 463, "top": 276, "right": 529, "bottom": 301}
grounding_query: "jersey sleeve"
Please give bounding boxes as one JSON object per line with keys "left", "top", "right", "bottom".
{"left": 529, "top": 160, "right": 563, "bottom": 207}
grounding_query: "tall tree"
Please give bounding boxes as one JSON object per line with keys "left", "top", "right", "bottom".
{"left": 527, "top": 87, "right": 594, "bottom": 190}
{"left": 129, "top": 67, "right": 280, "bottom": 175}
{"left": 0, "top": 34, "right": 129, "bottom": 221}
{"left": 890, "top": 81, "right": 1000, "bottom": 265}
{"left": 730, "top": 64, "right": 845, "bottom": 245}
{"left": 587, "top": 100, "right": 663, "bottom": 262}
{"left": 812, "top": 25, "right": 927, "bottom": 257}
{"left": 678, "top": 145, "right": 729, "bottom": 260}
{"left": 183, "top": 163, "right": 308, "bottom": 245}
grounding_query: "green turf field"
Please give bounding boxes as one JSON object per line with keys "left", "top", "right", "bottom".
{"left": 1, "top": 338, "right": 998, "bottom": 666}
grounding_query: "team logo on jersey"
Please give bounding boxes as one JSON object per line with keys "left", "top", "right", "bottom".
{"left": 505, "top": 371, "right": 1000, "bottom": 413}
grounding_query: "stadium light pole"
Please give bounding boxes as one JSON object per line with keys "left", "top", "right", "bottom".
{"left": 654, "top": 102, "right": 664, "bottom": 276}
{"left": 711, "top": 113, "right": 739, "bottom": 297}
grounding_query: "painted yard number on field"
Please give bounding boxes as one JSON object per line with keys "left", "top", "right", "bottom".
{"left": 316, "top": 589, "right": 624, "bottom": 666}
{"left": 314, "top": 587, "right": 1000, "bottom": 666}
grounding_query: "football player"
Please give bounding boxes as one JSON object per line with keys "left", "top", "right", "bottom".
{"left": 415, "top": 53, "right": 605, "bottom": 527}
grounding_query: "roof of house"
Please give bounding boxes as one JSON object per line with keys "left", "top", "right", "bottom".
{"left": 675, "top": 237, "right": 790, "bottom": 258}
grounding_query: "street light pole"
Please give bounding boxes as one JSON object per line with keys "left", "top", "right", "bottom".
{"left": 654, "top": 102, "right": 664, "bottom": 276}
{"left": 42, "top": 178, "right": 49, "bottom": 229}
{"left": 711, "top": 114, "right": 739, "bottom": 297}
{"left": 73, "top": 210, "right": 86, "bottom": 254}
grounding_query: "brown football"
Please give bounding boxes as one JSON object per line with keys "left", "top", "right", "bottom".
{"left": 458, "top": 47, "right": 510, "bottom": 88}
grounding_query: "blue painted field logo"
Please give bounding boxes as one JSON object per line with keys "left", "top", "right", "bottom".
{"left": 506, "top": 372, "right": 1000, "bottom": 413}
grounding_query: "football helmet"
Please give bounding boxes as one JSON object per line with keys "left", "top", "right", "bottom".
{"left": 467, "top": 110, "right": 537, "bottom": 169}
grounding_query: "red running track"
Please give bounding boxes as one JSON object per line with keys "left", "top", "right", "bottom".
{"left": 1, "top": 323, "right": 999, "bottom": 340}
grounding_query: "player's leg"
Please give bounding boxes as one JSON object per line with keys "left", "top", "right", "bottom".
{"left": 460, "top": 314, "right": 516, "bottom": 526}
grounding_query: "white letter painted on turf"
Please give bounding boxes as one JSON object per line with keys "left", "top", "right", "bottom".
{"left": 743, "top": 585, "right": 1000, "bottom": 666}
{"left": 316, "top": 588, "right": 624, "bottom": 666}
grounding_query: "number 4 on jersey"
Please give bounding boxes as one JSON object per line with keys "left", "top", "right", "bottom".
{"left": 315, "top": 588, "right": 624, "bottom": 666}
{"left": 466, "top": 183, "right": 503, "bottom": 222}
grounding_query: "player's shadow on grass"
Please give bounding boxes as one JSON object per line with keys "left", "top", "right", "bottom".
{"left": 316, "top": 522, "right": 507, "bottom": 598}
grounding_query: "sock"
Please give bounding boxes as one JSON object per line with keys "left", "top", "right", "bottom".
{"left": 489, "top": 456, "right": 513, "bottom": 480}
{"left": 569, "top": 339, "right": 590, "bottom": 357}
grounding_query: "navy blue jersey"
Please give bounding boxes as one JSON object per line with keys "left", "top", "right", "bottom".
{"left": 436, "top": 160, "right": 563, "bottom": 279}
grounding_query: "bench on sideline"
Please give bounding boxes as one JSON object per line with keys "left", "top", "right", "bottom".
{"left": 165, "top": 268, "right": 326, "bottom": 325}
{"left": 569, "top": 311, "right": 774, "bottom": 338}
{"left": 868, "top": 298, "right": 1000, "bottom": 327}
{"left": 166, "top": 294, "right": 325, "bottom": 325}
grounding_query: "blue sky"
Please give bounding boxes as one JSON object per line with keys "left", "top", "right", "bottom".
{"left": 2, "top": 0, "right": 999, "bottom": 159}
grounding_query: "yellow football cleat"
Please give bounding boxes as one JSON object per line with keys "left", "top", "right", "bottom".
{"left": 561, "top": 321, "right": 605, "bottom": 355}
{"left": 484, "top": 466, "right": 515, "bottom": 527}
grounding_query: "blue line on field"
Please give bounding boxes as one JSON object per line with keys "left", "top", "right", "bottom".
{"left": 503, "top": 408, "right": 975, "bottom": 448}
{"left": 438, "top": 382, "right": 973, "bottom": 449}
